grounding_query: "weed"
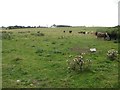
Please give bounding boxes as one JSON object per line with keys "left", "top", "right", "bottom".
{"left": 67, "top": 55, "right": 92, "bottom": 72}
{"left": 107, "top": 49, "right": 118, "bottom": 60}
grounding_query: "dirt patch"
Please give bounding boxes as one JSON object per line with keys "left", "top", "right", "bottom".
{"left": 70, "top": 46, "right": 89, "bottom": 53}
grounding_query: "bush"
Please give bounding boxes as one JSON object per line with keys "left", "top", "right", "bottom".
{"left": 107, "top": 49, "right": 118, "bottom": 60}
{"left": 67, "top": 55, "right": 91, "bottom": 72}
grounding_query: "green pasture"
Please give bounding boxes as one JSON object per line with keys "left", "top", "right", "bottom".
{"left": 2, "top": 27, "right": 118, "bottom": 88}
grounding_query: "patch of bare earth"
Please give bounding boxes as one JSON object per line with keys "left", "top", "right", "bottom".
{"left": 70, "top": 46, "right": 89, "bottom": 53}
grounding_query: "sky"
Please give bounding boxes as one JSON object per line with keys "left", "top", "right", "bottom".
{"left": 0, "top": 0, "right": 119, "bottom": 27}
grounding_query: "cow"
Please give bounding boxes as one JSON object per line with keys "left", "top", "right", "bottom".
{"left": 69, "top": 31, "right": 72, "bottom": 33}
{"left": 95, "top": 32, "right": 110, "bottom": 40}
{"left": 78, "top": 31, "right": 85, "bottom": 34}
{"left": 85, "top": 31, "right": 89, "bottom": 34}
{"left": 63, "top": 31, "right": 65, "bottom": 33}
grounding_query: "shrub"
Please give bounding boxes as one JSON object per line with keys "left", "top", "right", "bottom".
{"left": 67, "top": 55, "right": 91, "bottom": 72}
{"left": 107, "top": 49, "right": 118, "bottom": 60}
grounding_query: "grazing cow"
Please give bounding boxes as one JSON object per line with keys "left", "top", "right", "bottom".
{"left": 69, "top": 31, "right": 72, "bottom": 33}
{"left": 83, "top": 32, "right": 85, "bottom": 34}
{"left": 95, "top": 32, "right": 109, "bottom": 40}
{"left": 85, "top": 31, "right": 89, "bottom": 34}
{"left": 78, "top": 31, "right": 85, "bottom": 34}
{"left": 63, "top": 31, "right": 65, "bottom": 33}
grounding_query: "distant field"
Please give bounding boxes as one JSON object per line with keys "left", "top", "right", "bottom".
{"left": 2, "top": 27, "right": 118, "bottom": 88}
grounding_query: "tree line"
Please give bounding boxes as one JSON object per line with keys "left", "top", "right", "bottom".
{"left": 1, "top": 25, "right": 49, "bottom": 30}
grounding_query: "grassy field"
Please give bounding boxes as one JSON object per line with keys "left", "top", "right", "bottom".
{"left": 1, "top": 27, "right": 118, "bottom": 88}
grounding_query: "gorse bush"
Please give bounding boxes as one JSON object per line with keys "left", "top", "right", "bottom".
{"left": 107, "top": 49, "right": 118, "bottom": 60}
{"left": 67, "top": 55, "right": 92, "bottom": 72}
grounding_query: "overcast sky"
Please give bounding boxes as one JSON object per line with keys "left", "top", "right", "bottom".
{"left": 0, "top": 0, "right": 119, "bottom": 27}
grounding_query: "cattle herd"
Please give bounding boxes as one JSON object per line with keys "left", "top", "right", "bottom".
{"left": 63, "top": 31, "right": 93, "bottom": 34}
{"left": 63, "top": 29, "right": 119, "bottom": 42}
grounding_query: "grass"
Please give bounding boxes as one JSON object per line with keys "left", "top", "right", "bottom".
{"left": 1, "top": 27, "right": 118, "bottom": 88}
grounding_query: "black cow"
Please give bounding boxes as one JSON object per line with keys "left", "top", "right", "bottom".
{"left": 69, "top": 31, "right": 72, "bottom": 33}
{"left": 78, "top": 31, "right": 85, "bottom": 34}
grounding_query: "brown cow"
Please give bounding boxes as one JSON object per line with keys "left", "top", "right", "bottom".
{"left": 95, "top": 32, "right": 108, "bottom": 40}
